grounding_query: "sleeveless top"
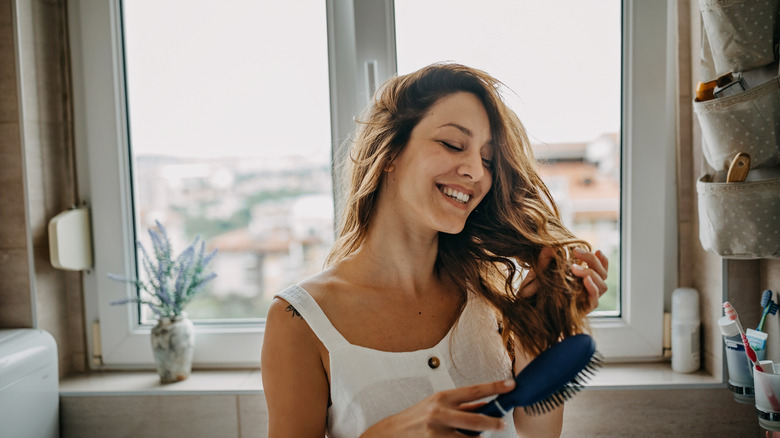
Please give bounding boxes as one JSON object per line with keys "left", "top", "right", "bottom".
{"left": 275, "top": 284, "right": 516, "bottom": 438}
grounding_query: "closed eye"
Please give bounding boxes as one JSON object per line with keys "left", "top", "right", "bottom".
{"left": 440, "top": 141, "right": 463, "bottom": 151}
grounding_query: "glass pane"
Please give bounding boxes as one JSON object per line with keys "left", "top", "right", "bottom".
{"left": 122, "top": 0, "right": 333, "bottom": 322}
{"left": 395, "top": 0, "right": 621, "bottom": 314}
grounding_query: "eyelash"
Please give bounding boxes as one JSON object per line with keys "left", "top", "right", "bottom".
{"left": 440, "top": 141, "right": 462, "bottom": 151}
{"left": 440, "top": 141, "right": 493, "bottom": 169}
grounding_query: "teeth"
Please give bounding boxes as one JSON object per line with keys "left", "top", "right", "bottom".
{"left": 441, "top": 186, "right": 470, "bottom": 204}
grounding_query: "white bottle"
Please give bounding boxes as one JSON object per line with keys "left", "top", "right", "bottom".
{"left": 672, "top": 287, "right": 701, "bottom": 373}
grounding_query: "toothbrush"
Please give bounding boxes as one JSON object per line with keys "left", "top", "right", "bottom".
{"left": 724, "top": 302, "right": 780, "bottom": 412}
{"left": 723, "top": 301, "right": 764, "bottom": 372}
{"left": 757, "top": 289, "right": 778, "bottom": 332}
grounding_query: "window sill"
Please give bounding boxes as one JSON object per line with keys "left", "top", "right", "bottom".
{"left": 58, "top": 361, "right": 723, "bottom": 397}
{"left": 588, "top": 361, "right": 723, "bottom": 390}
{"left": 59, "top": 369, "right": 264, "bottom": 396}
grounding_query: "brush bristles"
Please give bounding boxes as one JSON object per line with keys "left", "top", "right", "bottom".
{"left": 523, "top": 353, "right": 603, "bottom": 416}
{"left": 761, "top": 290, "right": 772, "bottom": 308}
{"left": 723, "top": 302, "right": 737, "bottom": 320}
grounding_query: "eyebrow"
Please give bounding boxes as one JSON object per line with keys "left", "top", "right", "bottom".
{"left": 439, "top": 123, "right": 494, "bottom": 150}
{"left": 439, "top": 123, "right": 473, "bottom": 137}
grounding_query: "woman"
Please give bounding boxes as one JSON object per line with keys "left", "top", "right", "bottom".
{"left": 261, "top": 63, "right": 609, "bottom": 437}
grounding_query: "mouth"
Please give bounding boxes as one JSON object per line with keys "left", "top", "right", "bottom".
{"left": 438, "top": 185, "right": 471, "bottom": 204}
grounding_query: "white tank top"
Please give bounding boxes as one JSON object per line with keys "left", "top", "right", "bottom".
{"left": 275, "top": 284, "right": 516, "bottom": 438}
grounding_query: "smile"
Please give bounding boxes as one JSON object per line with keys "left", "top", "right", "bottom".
{"left": 439, "top": 186, "right": 470, "bottom": 204}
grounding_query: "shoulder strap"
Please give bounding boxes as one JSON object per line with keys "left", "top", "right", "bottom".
{"left": 275, "top": 285, "right": 349, "bottom": 351}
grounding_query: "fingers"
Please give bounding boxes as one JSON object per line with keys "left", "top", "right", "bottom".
{"left": 424, "top": 380, "right": 514, "bottom": 433}
{"left": 595, "top": 249, "right": 609, "bottom": 273}
{"left": 585, "top": 275, "right": 606, "bottom": 310}
{"left": 439, "top": 379, "right": 515, "bottom": 405}
{"left": 572, "top": 248, "right": 608, "bottom": 281}
{"left": 431, "top": 406, "right": 508, "bottom": 433}
{"left": 572, "top": 248, "right": 609, "bottom": 311}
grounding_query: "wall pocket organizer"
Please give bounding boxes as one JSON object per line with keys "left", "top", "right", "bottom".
{"left": 700, "top": 0, "right": 778, "bottom": 74}
{"left": 698, "top": 175, "right": 780, "bottom": 258}
{"left": 695, "top": 0, "right": 780, "bottom": 259}
{"left": 694, "top": 76, "right": 780, "bottom": 170}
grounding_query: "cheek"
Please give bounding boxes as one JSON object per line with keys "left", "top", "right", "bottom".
{"left": 482, "top": 173, "right": 493, "bottom": 199}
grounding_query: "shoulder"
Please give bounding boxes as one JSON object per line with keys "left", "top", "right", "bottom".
{"left": 262, "top": 292, "right": 331, "bottom": 437}
{"left": 264, "top": 268, "right": 343, "bottom": 357}
{"left": 264, "top": 295, "right": 323, "bottom": 364}
{"left": 297, "top": 267, "right": 335, "bottom": 301}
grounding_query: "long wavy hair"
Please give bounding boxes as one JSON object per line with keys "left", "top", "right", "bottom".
{"left": 326, "top": 62, "right": 592, "bottom": 357}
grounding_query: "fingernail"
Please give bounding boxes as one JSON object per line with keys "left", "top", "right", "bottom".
{"left": 499, "top": 420, "right": 507, "bottom": 430}
{"left": 572, "top": 264, "right": 585, "bottom": 271}
{"left": 573, "top": 248, "right": 586, "bottom": 254}
{"left": 503, "top": 379, "right": 515, "bottom": 388}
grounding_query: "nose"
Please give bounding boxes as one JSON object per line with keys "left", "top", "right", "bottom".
{"left": 457, "top": 149, "right": 486, "bottom": 181}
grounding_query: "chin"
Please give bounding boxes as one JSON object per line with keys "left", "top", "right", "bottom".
{"left": 438, "top": 223, "right": 467, "bottom": 235}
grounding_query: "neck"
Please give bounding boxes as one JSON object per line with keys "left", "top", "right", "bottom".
{"left": 344, "top": 217, "right": 441, "bottom": 297}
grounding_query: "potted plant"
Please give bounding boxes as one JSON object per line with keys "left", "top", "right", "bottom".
{"left": 109, "top": 220, "right": 217, "bottom": 383}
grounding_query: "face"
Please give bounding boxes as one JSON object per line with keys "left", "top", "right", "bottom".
{"left": 383, "top": 92, "right": 494, "bottom": 235}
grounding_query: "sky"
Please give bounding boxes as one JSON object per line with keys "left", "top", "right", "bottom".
{"left": 122, "top": 0, "right": 620, "bottom": 160}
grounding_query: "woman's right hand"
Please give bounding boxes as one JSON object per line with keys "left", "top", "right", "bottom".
{"left": 360, "top": 379, "right": 516, "bottom": 437}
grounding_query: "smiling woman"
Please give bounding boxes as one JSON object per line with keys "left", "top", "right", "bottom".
{"left": 70, "top": 0, "right": 672, "bottom": 376}
{"left": 261, "top": 62, "right": 609, "bottom": 438}
{"left": 387, "top": 92, "right": 493, "bottom": 233}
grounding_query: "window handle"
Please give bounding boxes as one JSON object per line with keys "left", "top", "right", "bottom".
{"left": 365, "top": 60, "right": 378, "bottom": 99}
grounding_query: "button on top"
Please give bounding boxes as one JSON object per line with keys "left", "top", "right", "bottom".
{"left": 428, "top": 356, "right": 440, "bottom": 369}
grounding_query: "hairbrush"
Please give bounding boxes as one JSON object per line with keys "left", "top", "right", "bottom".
{"left": 458, "top": 333, "right": 602, "bottom": 436}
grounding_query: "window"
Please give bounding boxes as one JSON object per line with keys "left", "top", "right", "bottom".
{"left": 121, "top": 0, "right": 333, "bottom": 323}
{"left": 394, "top": 0, "right": 622, "bottom": 315}
{"left": 70, "top": 0, "right": 675, "bottom": 367}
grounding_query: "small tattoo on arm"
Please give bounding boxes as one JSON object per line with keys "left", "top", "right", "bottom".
{"left": 286, "top": 305, "right": 303, "bottom": 320}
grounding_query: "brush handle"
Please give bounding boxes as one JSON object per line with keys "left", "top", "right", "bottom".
{"left": 757, "top": 307, "right": 770, "bottom": 332}
{"left": 757, "top": 300, "right": 775, "bottom": 332}
{"left": 740, "top": 333, "right": 764, "bottom": 372}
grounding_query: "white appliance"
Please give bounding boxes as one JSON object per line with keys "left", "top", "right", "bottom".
{"left": 0, "top": 329, "right": 59, "bottom": 438}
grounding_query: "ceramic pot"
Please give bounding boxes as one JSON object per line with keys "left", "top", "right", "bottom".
{"left": 150, "top": 315, "right": 195, "bottom": 383}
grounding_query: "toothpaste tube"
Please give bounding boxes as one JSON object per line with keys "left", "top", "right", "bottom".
{"left": 747, "top": 328, "right": 769, "bottom": 351}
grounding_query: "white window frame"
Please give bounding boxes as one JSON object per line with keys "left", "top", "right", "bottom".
{"left": 70, "top": 0, "right": 674, "bottom": 368}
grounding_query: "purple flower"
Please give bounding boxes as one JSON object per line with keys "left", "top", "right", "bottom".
{"left": 107, "top": 223, "right": 218, "bottom": 319}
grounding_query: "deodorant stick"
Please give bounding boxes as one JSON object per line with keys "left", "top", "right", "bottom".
{"left": 672, "top": 287, "right": 701, "bottom": 373}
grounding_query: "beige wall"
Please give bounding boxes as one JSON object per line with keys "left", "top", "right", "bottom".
{"left": 2, "top": 0, "right": 780, "bottom": 436}
{"left": 0, "top": 0, "right": 85, "bottom": 376}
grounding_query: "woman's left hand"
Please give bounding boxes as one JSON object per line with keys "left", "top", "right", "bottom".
{"left": 571, "top": 248, "right": 609, "bottom": 311}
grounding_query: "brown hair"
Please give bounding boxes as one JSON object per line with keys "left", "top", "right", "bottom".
{"left": 327, "top": 62, "right": 592, "bottom": 357}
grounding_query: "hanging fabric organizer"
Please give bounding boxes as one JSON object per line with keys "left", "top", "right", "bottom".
{"left": 695, "top": 0, "right": 780, "bottom": 259}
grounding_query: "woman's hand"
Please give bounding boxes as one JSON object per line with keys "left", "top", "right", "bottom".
{"left": 360, "top": 379, "right": 516, "bottom": 437}
{"left": 571, "top": 248, "right": 609, "bottom": 311}
{"left": 518, "top": 247, "right": 609, "bottom": 311}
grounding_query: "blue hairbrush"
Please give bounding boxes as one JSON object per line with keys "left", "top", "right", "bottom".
{"left": 458, "top": 333, "right": 602, "bottom": 436}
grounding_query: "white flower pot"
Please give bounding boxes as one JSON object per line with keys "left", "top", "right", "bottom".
{"left": 150, "top": 316, "right": 195, "bottom": 383}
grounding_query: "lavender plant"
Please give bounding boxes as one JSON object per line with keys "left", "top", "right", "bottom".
{"left": 108, "top": 221, "right": 217, "bottom": 319}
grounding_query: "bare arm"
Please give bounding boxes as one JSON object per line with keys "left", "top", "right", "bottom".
{"left": 261, "top": 298, "right": 330, "bottom": 438}
{"left": 512, "top": 347, "right": 564, "bottom": 438}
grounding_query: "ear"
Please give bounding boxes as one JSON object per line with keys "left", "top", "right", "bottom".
{"left": 384, "top": 163, "right": 395, "bottom": 173}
